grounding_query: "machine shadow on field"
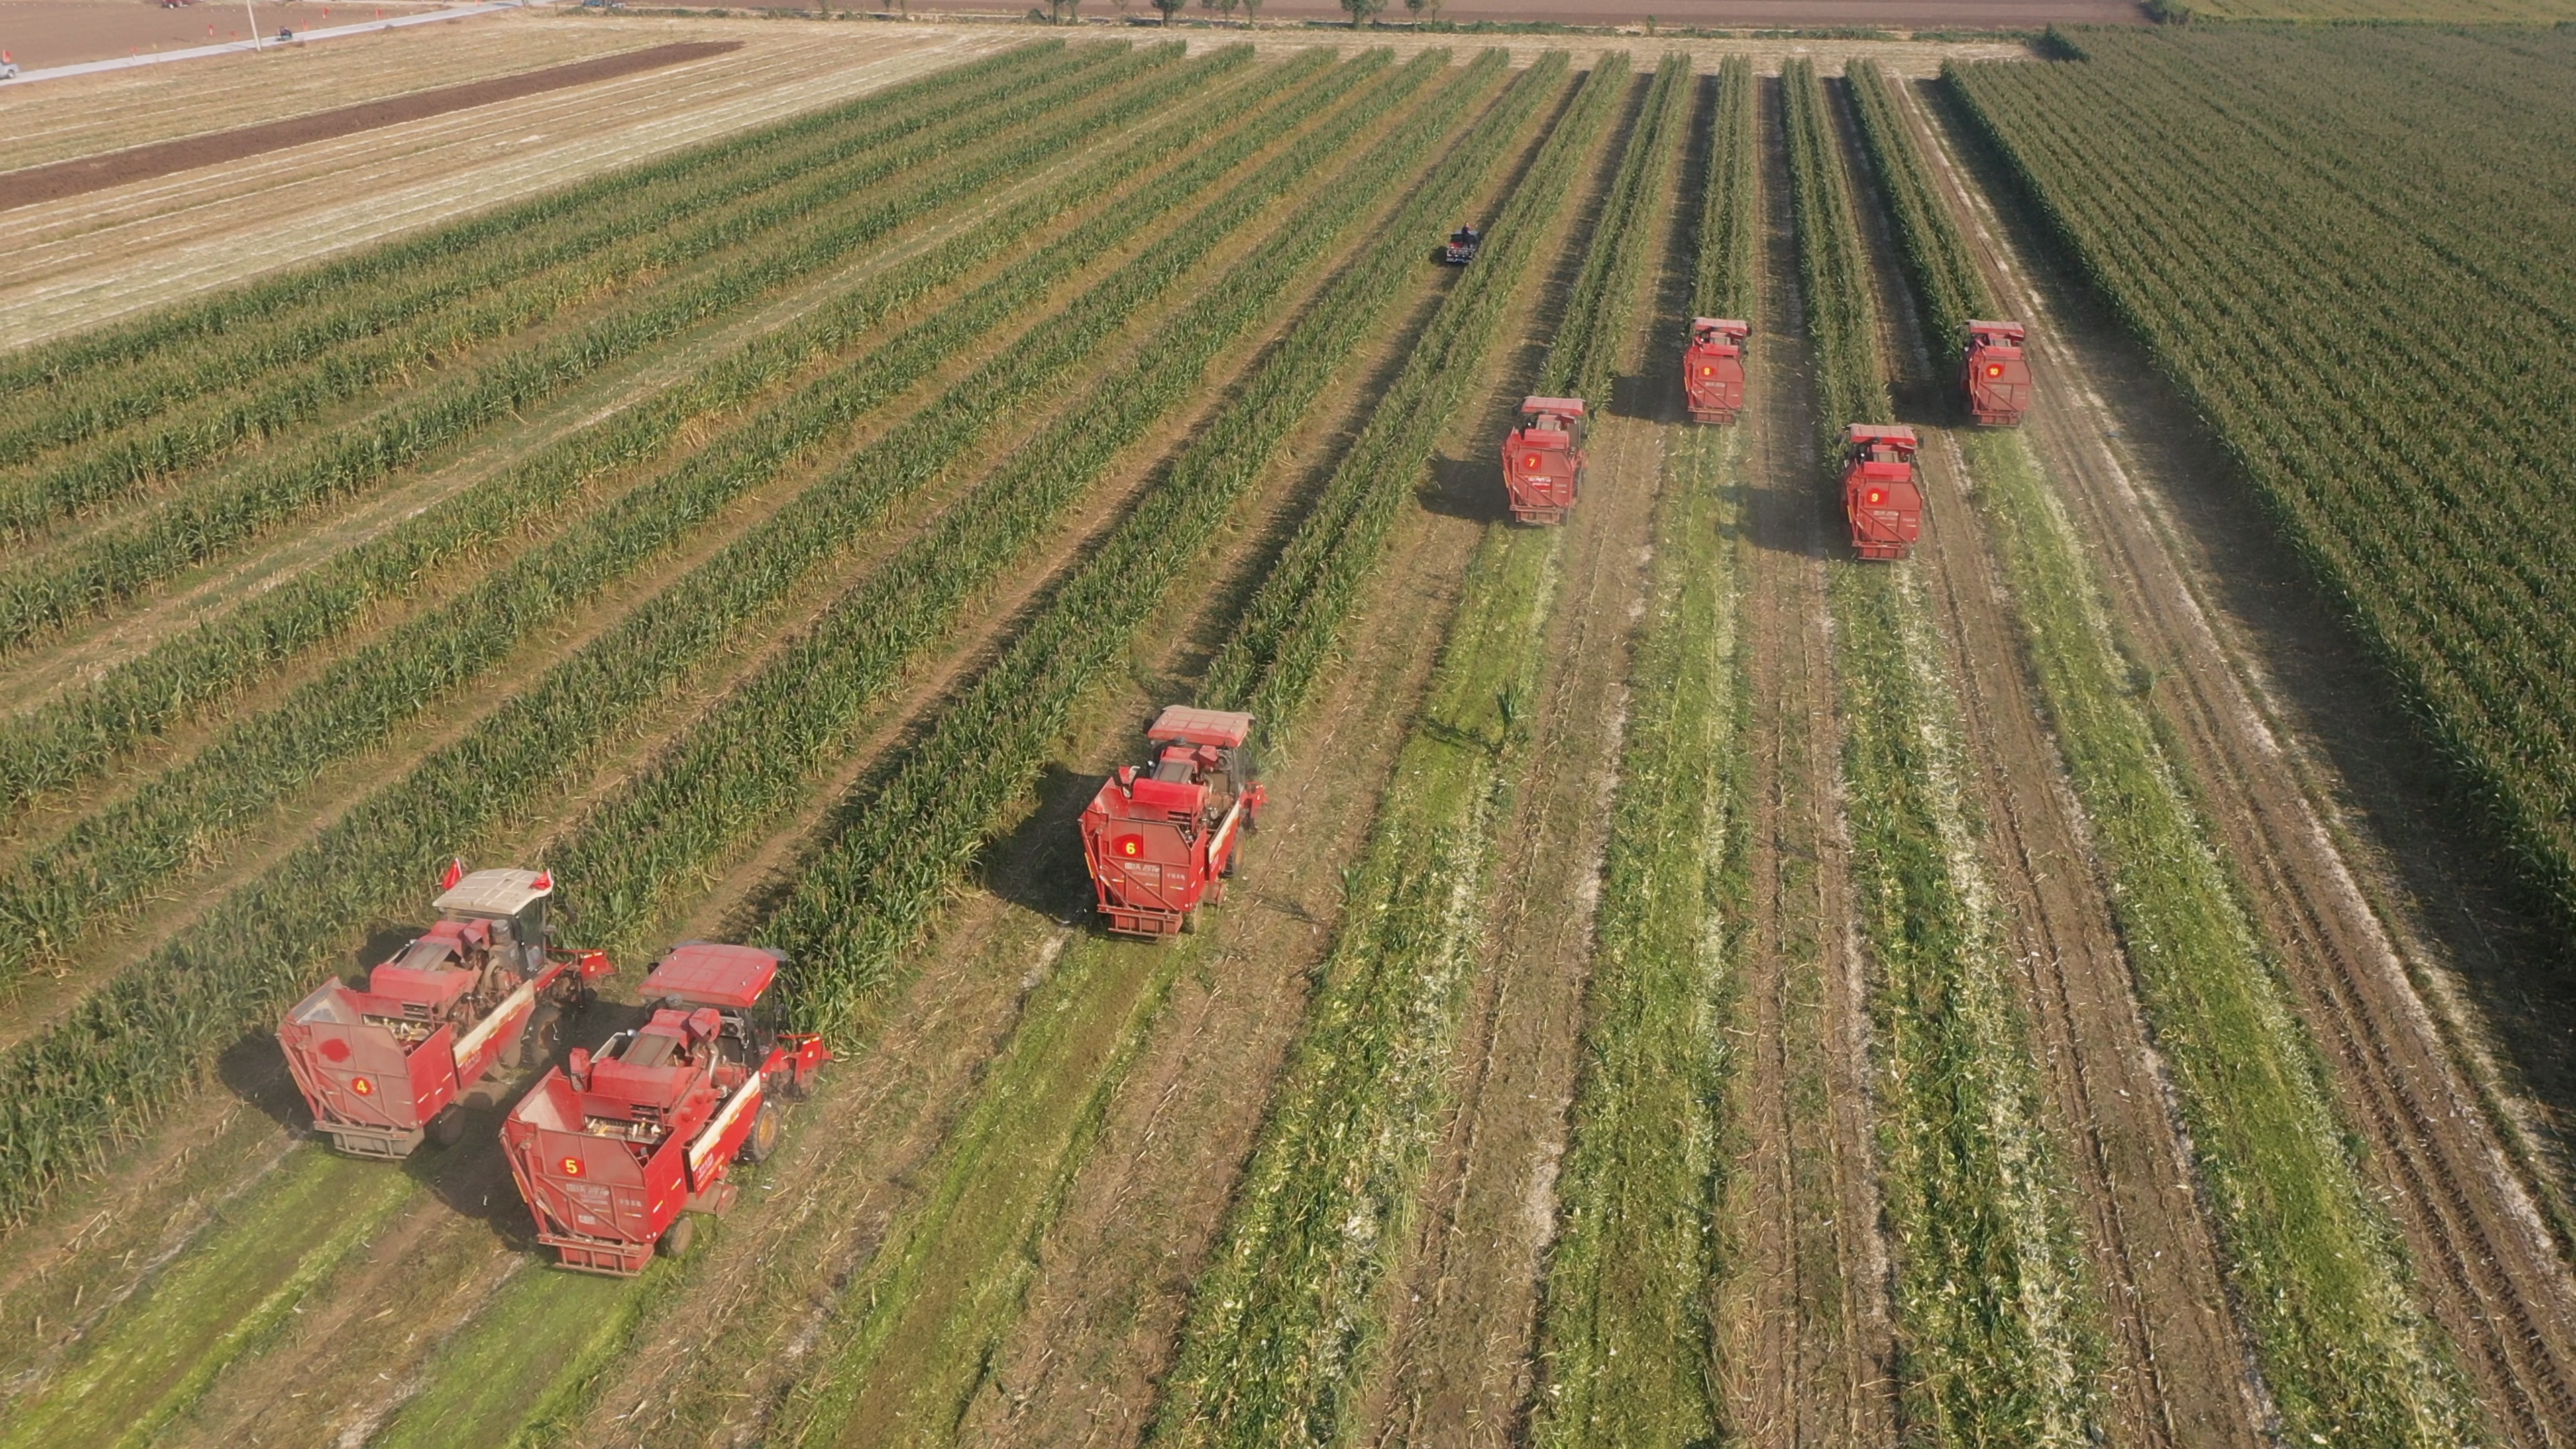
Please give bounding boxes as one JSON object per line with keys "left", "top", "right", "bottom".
{"left": 982, "top": 761, "right": 1110, "bottom": 926}
{"left": 1422, "top": 453, "right": 1511, "bottom": 523}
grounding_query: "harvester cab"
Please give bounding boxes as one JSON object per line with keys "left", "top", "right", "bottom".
{"left": 1683, "top": 318, "right": 1750, "bottom": 425}
{"left": 502, "top": 942, "right": 829, "bottom": 1275}
{"left": 1440, "top": 224, "right": 1482, "bottom": 265}
{"left": 1962, "top": 320, "right": 2031, "bottom": 427}
{"left": 1843, "top": 425, "right": 1923, "bottom": 561}
{"left": 1503, "top": 396, "right": 1587, "bottom": 525}
{"left": 1080, "top": 706, "right": 1267, "bottom": 938}
{"left": 277, "top": 865, "right": 612, "bottom": 1159}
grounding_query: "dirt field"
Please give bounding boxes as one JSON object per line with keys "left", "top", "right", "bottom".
{"left": 0, "top": 0, "right": 449, "bottom": 70}
{"left": 0, "top": 33, "right": 2568, "bottom": 1449}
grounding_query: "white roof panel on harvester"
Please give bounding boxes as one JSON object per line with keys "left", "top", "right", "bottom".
{"left": 434, "top": 867, "right": 551, "bottom": 918}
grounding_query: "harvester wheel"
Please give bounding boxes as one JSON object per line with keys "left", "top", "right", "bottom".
{"left": 739, "top": 1102, "right": 780, "bottom": 1164}
{"left": 524, "top": 1004, "right": 564, "bottom": 1063}
{"left": 659, "top": 1216, "right": 695, "bottom": 1260}
{"left": 427, "top": 1109, "right": 464, "bottom": 1148}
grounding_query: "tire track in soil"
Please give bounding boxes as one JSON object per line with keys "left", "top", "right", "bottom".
{"left": 1361, "top": 250, "right": 1677, "bottom": 1449}
{"left": 1902, "top": 78, "right": 2576, "bottom": 1447}
{"left": 1830, "top": 77, "right": 2268, "bottom": 1449}
{"left": 1711, "top": 74, "right": 1893, "bottom": 1449}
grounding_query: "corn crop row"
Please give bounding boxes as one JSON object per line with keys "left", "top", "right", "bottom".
{"left": 1195, "top": 53, "right": 1619, "bottom": 739}
{"left": 1845, "top": 61, "right": 1992, "bottom": 362}
{"left": 750, "top": 45, "right": 1540, "bottom": 1037}
{"left": 0, "top": 43, "right": 1105, "bottom": 476}
{"left": 0, "top": 50, "right": 1324, "bottom": 997}
{"left": 0, "top": 50, "right": 1259, "bottom": 828}
{"left": 1782, "top": 59, "right": 1891, "bottom": 454}
{"left": 1531, "top": 55, "right": 1688, "bottom": 404}
{"left": 0, "top": 45, "right": 1128, "bottom": 536}
{"left": 1525, "top": 56, "right": 1756, "bottom": 1445}
{"left": 0, "top": 44, "right": 1212, "bottom": 657}
{"left": 0, "top": 47, "right": 1264, "bottom": 1228}
{"left": 1151, "top": 58, "right": 1651, "bottom": 1447}
{"left": 1946, "top": 30, "right": 2576, "bottom": 941}
{"left": 0, "top": 41, "right": 1076, "bottom": 397}
{"left": 1908, "top": 42, "right": 2485, "bottom": 1437}
{"left": 547, "top": 47, "right": 1432, "bottom": 967}
{"left": 1691, "top": 56, "right": 1759, "bottom": 321}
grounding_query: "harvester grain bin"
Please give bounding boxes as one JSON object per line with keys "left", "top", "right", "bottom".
{"left": 1080, "top": 706, "right": 1266, "bottom": 938}
{"left": 1439, "top": 224, "right": 1482, "bottom": 265}
{"left": 500, "top": 943, "right": 829, "bottom": 1274}
{"left": 1843, "top": 425, "right": 1923, "bottom": 561}
{"left": 278, "top": 865, "right": 612, "bottom": 1159}
{"left": 1962, "top": 320, "right": 2031, "bottom": 426}
{"left": 1683, "top": 318, "right": 1750, "bottom": 424}
{"left": 1502, "top": 396, "right": 1587, "bottom": 525}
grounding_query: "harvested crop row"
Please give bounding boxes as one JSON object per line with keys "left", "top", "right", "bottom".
{"left": 0, "top": 46, "right": 1270, "bottom": 1228}
{"left": 1146, "top": 56, "right": 1641, "bottom": 1448}
{"left": 1524, "top": 54, "right": 1753, "bottom": 1448}
{"left": 0, "top": 48, "right": 1337, "bottom": 1000}
{"left": 0, "top": 43, "right": 1099, "bottom": 479}
{"left": 1866, "top": 54, "right": 2483, "bottom": 1444}
{"left": 0, "top": 51, "right": 1242, "bottom": 829}
{"left": 1792, "top": 55, "right": 2110, "bottom": 1442}
{"left": 0, "top": 44, "right": 1205, "bottom": 658}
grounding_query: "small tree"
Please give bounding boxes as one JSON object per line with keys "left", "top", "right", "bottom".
{"left": 1200, "top": 0, "right": 1239, "bottom": 20}
{"left": 1153, "top": 0, "right": 1185, "bottom": 21}
{"left": 1340, "top": 0, "right": 1383, "bottom": 25}
{"left": 1401, "top": 0, "right": 1438, "bottom": 22}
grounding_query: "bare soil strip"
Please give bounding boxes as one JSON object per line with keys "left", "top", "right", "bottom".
{"left": 1710, "top": 74, "right": 1893, "bottom": 1448}
{"left": 1835, "top": 98, "right": 2265, "bottom": 1449}
{"left": 1906, "top": 78, "right": 2576, "bottom": 1444}
{"left": 0, "top": 41, "right": 743, "bottom": 211}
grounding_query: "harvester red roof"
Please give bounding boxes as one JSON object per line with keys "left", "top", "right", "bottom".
{"left": 1521, "top": 396, "right": 1586, "bottom": 417}
{"left": 643, "top": 942, "right": 783, "bottom": 1010}
{"left": 1146, "top": 706, "right": 1254, "bottom": 749}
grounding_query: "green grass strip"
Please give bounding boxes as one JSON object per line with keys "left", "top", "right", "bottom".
{"left": 1525, "top": 56, "right": 1756, "bottom": 1445}
{"left": 0, "top": 44, "right": 1199, "bottom": 657}
{"left": 1148, "top": 56, "right": 1640, "bottom": 1448}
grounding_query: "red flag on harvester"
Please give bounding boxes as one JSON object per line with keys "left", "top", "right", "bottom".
{"left": 440, "top": 857, "right": 466, "bottom": 890}
{"left": 531, "top": 869, "right": 553, "bottom": 892}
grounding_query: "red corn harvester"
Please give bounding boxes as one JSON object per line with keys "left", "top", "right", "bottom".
{"left": 1502, "top": 396, "right": 1587, "bottom": 525}
{"left": 278, "top": 865, "right": 612, "bottom": 1159}
{"left": 1843, "top": 425, "right": 1923, "bottom": 561}
{"left": 500, "top": 943, "right": 828, "bottom": 1273}
{"left": 1682, "top": 318, "right": 1750, "bottom": 425}
{"left": 1081, "top": 706, "right": 1265, "bottom": 938}
{"left": 1962, "top": 319, "right": 2032, "bottom": 426}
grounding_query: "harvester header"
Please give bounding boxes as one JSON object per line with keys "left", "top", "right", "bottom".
{"left": 1502, "top": 396, "right": 1589, "bottom": 525}
{"left": 1080, "top": 706, "right": 1266, "bottom": 937}
{"left": 1842, "top": 425, "right": 1923, "bottom": 561}
{"left": 1684, "top": 318, "right": 1750, "bottom": 425}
